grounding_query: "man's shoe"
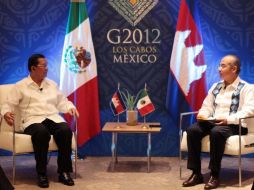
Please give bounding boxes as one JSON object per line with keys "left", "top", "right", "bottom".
{"left": 59, "top": 172, "right": 74, "bottom": 186}
{"left": 204, "top": 176, "right": 220, "bottom": 189}
{"left": 37, "top": 175, "right": 49, "bottom": 188}
{"left": 182, "top": 173, "right": 203, "bottom": 187}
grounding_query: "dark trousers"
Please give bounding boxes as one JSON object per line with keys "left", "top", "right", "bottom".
{"left": 0, "top": 165, "right": 14, "bottom": 190}
{"left": 24, "top": 119, "right": 73, "bottom": 175}
{"left": 186, "top": 121, "right": 248, "bottom": 176}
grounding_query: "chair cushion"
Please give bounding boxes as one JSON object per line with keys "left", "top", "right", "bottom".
{"left": 181, "top": 131, "right": 254, "bottom": 156}
{"left": 0, "top": 84, "right": 22, "bottom": 132}
{"left": 0, "top": 131, "right": 76, "bottom": 154}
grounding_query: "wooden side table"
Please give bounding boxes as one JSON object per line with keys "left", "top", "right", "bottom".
{"left": 102, "top": 122, "right": 161, "bottom": 172}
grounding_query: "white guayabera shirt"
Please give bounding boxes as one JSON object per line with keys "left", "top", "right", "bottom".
{"left": 198, "top": 77, "right": 254, "bottom": 127}
{"left": 1, "top": 76, "right": 75, "bottom": 131}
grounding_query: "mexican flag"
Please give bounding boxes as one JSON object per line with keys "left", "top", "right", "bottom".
{"left": 137, "top": 90, "right": 155, "bottom": 117}
{"left": 60, "top": 0, "right": 100, "bottom": 146}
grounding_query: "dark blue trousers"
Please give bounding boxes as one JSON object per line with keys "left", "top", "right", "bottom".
{"left": 186, "top": 121, "right": 247, "bottom": 176}
{"left": 24, "top": 119, "right": 73, "bottom": 175}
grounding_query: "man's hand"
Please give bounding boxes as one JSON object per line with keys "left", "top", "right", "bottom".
{"left": 215, "top": 119, "right": 227, "bottom": 126}
{"left": 4, "top": 112, "right": 15, "bottom": 126}
{"left": 69, "top": 108, "right": 79, "bottom": 118}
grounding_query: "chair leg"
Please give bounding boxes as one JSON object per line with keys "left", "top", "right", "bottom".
{"left": 47, "top": 152, "right": 51, "bottom": 164}
{"left": 179, "top": 130, "right": 183, "bottom": 179}
{"left": 74, "top": 131, "right": 78, "bottom": 179}
{"left": 12, "top": 153, "right": 16, "bottom": 185}
{"left": 239, "top": 154, "right": 242, "bottom": 187}
{"left": 75, "top": 148, "right": 77, "bottom": 179}
{"left": 179, "top": 150, "right": 182, "bottom": 179}
{"left": 12, "top": 124, "right": 16, "bottom": 185}
{"left": 74, "top": 120, "right": 78, "bottom": 179}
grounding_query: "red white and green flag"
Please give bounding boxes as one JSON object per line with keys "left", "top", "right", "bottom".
{"left": 137, "top": 90, "right": 155, "bottom": 117}
{"left": 60, "top": 0, "right": 100, "bottom": 146}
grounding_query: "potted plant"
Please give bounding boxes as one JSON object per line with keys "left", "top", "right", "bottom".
{"left": 121, "top": 89, "right": 138, "bottom": 126}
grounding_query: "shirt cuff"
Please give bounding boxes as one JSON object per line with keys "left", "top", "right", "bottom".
{"left": 0, "top": 105, "right": 9, "bottom": 116}
{"left": 226, "top": 115, "right": 238, "bottom": 125}
{"left": 67, "top": 103, "right": 75, "bottom": 111}
{"left": 198, "top": 111, "right": 210, "bottom": 119}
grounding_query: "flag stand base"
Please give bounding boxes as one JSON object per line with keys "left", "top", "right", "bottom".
{"left": 141, "top": 124, "right": 149, "bottom": 129}
{"left": 141, "top": 116, "right": 149, "bottom": 129}
{"left": 114, "top": 124, "right": 121, "bottom": 129}
{"left": 114, "top": 115, "right": 121, "bottom": 129}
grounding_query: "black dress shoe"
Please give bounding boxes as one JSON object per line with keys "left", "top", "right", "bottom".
{"left": 37, "top": 175, "right": 49, "bottom": 188}
{"left": 204, "top": 176, "right": 220, "bottom": 189}
{"left": 59, "top": 172, "right": 74, "bottom": 186}
{"left": 182, "top": 173, "right": 204, "bottom": 187}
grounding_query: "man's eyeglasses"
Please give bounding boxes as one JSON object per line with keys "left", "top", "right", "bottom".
{"left": 36, "top": 64, "right": 48, "bottom": 69}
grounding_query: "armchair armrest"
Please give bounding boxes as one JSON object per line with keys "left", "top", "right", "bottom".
{"left": 179, "top": 111, "right": 198, "bottom": 132}
{"left": 70, "top": 116, "right": 78, "bottom": 179}
{"left": 235, "top": 115, "right": 254, "bottom": 155}
{"left": 179, "top": 111, "right": 198, "bottom": 152}
{"left": 239, "top": 115, "right": 254, "bottom": 122}
{"left": 179, "top": 111, "right": 198, "bottom": 178}
{"left": 239, "top": 115, "right": 254, "bottom": 136}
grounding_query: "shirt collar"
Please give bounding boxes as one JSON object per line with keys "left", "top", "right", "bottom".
{"left": 222, "top": 76, "right": 240, "bottom": 90}
{"left": 26, "top": 75, "right": 50, "bottom": 87}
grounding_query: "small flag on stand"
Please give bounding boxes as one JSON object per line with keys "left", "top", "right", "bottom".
{"left": 110, "top": 90, "right": 126, "bottom": 115}
{"left": 137, "top": 88, "right": 155, "bottom": 117}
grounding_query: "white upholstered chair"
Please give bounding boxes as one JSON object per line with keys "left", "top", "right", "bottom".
{"left": 179, "top": 111, "right": 254, "bottom": 187}
{"left": 0, "top": 84, "right": 78, "bottom": 184}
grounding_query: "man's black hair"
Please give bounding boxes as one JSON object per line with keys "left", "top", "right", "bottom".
{"left": 28, "top": 54, "right": 45, "bottom": 72}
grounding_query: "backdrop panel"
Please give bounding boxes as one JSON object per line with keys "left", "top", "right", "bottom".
{"left": 1, "top": 0, "right": 254, "bottom": 156}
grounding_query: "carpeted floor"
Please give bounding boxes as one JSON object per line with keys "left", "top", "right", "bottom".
{"left": 0, "top": 156, "right": 253, "bottom": 190}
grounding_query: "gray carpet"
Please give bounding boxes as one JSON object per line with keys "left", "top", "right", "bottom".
{"left": 0, "top": 156, "right": 253, "bottom": 190}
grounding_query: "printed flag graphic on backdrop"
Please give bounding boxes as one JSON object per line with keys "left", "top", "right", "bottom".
{"left": 166, "top": 0, "right": 207, "bottom": 125}
{"left": 110, "top": 90, "right": 126, "bottom": 115}
{"left": 60, "top": 0, "right": 100, "bottom": 146}
{"left": 137, "top": 89, "right": 155, "bottom": 117}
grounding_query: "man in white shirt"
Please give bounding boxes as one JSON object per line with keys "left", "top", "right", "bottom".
{"left": 1, "top": 54, "right": 79, "bottom": 188}
{"left": 182, "top": 55, "right": 254, "bottom": 189}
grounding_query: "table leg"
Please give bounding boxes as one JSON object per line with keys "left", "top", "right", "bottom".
{"left": 147, "top": 132, "right": 151, "bottom": 172}
{"left": 111, "top": 132, "right": 118, "bottom": 171}
{"left": 111, "top": 132, "right": 116, "bottom": 171}
{"left": 115, "top": 133, "right": 118, "bottom": 163}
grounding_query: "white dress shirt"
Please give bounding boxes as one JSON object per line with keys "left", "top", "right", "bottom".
{"left": 1, "top": 76, "right": 75, "bottom": 130}
{"left": 198, "top": 76, "right": 254, "bottom": 127}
